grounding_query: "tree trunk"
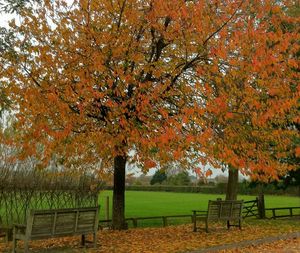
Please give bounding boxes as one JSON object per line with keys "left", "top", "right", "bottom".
{"left": 226, "top": 166, "right": 239, "bottom": 200}
{"left": 257, "top": 184, "right": 266, "bottom": 219}
{"left": 112, "top": 155, "right": 127, "bottom": 230}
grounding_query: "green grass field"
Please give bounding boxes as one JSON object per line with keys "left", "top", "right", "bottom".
{"left": 99, "top": 191, "right": 300, "bottom": 221}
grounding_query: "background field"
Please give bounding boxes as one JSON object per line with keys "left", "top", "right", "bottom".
{"left": 99, "top": 191, "right": 300, "bottom": 221}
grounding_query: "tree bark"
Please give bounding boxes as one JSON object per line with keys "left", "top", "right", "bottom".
{"left": 112, "top": 155, "right": 127, "bottom": 230}
{"left": 226, "top": 166, "right": 239, "bottom": 200}
{"left": 257, "top": 184, "right": 266, "bottom": 219}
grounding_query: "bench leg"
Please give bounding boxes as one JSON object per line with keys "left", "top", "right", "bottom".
{"left": 12, "top": 236, "right": 17, "bottom": 253}
{"left": 81, "top": 234, "right": 85, "bottom": 246}
{"left": 193, "top": 214, "right": 197, "bottom": 232}
{"left": 24, "top": 239, "right": 29, "bottom": 253}
{"left": 239, "top": 219, "right": 242, "bottom": 230}
{"left": 93, "top": 232, "right": 97, "bottom": 248}
{"left": 12, "top": 226, "right": 18, "bottom": 253}
{"left": 205, "top": 219, "right": 208, "bottom": 233}
{"left": 227, "top": 220, "right": 230, "bottom": 229}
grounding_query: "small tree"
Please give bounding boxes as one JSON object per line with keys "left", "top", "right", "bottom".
{"left": 150, "top": 170, "right": 167, "bottom": 185}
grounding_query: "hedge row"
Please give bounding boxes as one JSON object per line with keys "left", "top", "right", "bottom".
{"left": 126, "top": 185, "right": 216, "bottom": 193}
{"left": 105, "top": 184, "right": 299, "bottom": 196}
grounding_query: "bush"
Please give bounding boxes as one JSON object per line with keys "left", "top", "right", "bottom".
{"left": 125, "top": 185, "right": 216, "bottom": 193}
{"left": 150, "top": 170, "right": 167, "bottom": 185}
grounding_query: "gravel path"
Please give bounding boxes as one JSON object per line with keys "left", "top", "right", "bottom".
{"left": 186, "top": 232, "right": 300, "bottom": 253}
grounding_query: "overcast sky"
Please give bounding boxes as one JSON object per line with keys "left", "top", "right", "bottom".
{"left": 0, "top": 5, "right": 14, "bottom": 27}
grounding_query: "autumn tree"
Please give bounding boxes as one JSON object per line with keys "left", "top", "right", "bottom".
{"left": 195, "top": 1, "right": 300, "bottom": 199}
{"left": 1, "top": 0, "right": 210, "bottom": 229}
{"left": 269, "top": 4, "right": 300, "bottom": 193}
{"left": 1, "top": 0, "right": 299, "bottom": 228}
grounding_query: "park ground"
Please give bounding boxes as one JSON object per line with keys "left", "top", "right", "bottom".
{"left": 0, "top": 219, "right": 299, "bottom": 252}
{"left": 1, "top": 191, "right": 299, "bottom": 252}
{"left": 98, "top": 191, "right": 300, "bottom": 220}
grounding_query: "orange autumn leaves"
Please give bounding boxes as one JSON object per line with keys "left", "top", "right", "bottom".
{"left": 0, "top": 221, "right": 299, "bottom": 253}
{"left": 0, "top": 0, "right": 299, "bottom": 179}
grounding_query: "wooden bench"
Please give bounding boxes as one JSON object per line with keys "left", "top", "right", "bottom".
{"left": 12, "top": 206, "right": 99, "bottom": 253}
{"left": 192, "top": 200, "right": 243, "bottom": 232}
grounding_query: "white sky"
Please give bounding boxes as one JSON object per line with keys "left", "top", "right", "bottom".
{"left": 0, "top": 9, "right": 15, "bottom": 27}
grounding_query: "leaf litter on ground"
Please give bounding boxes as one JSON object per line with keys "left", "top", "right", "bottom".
{"left": 0, "top": 219, "right": 299, "bottom": 253}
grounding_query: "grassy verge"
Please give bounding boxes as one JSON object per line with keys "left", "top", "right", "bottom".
{"left": 98, "top": 190, "right": 300, "bottom": 227}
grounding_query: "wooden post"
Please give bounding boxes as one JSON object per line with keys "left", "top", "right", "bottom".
{"left": 132, "top": 218, "right": 137, "bottom": 228}
{"left": 162, "top": 217, "right": 167, "bottom": 227}
{"left": 192, "top": 211, "right": 197, "bottom": 232}
{"left": 106, "top": 196, "right": 109, "bottom": 220}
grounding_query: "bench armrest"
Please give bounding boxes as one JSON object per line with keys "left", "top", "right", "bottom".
{"left": 13, "top": 223, "right": 26, "bottom": 228}
{"left": 192, "top": 210, "right": 208, "bottom": 217}
{"left": 13, "top": 223, "right": 27, "bottom": 235}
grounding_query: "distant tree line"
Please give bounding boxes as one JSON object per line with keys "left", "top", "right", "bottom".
{"left": 150, "top": 170, "right": 191, "bottom": 186}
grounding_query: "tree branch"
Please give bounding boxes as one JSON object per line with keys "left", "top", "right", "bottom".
{"left": 203, "top": 0, "right": 245, "bottom": 46}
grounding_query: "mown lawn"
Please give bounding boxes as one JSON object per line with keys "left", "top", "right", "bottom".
{"left": 99, "top": 191, "right": 300, "bottom": 221}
